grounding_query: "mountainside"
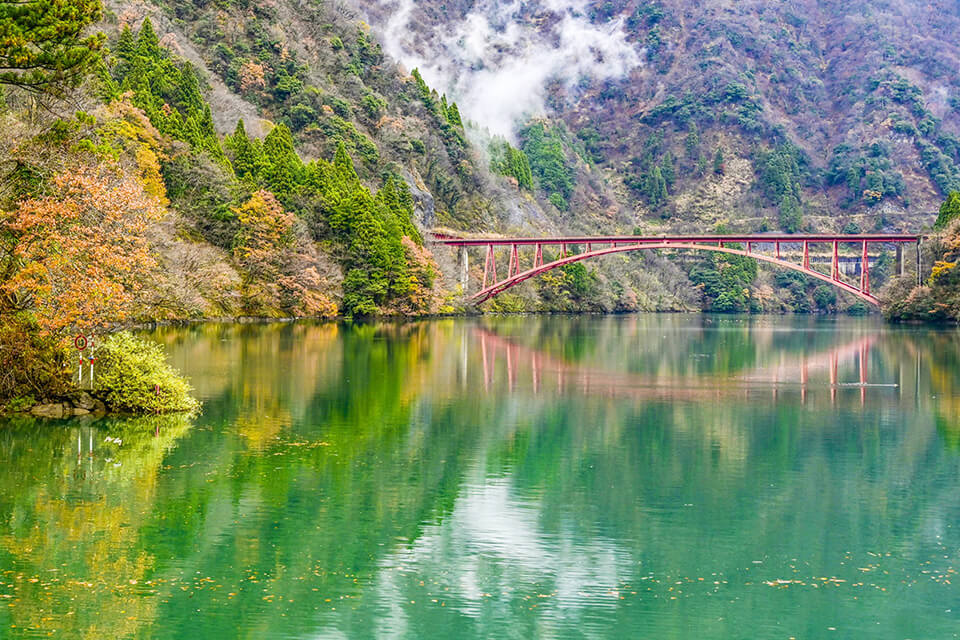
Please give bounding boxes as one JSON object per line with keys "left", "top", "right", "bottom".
{"left": 95, "top": 0, "right": 700, "bottom": 313}
{"left": 357, "top": 0, "right": 960, "bottom": 235}
{"left": 4, "top": 0, "right": 958, "bottom": 345}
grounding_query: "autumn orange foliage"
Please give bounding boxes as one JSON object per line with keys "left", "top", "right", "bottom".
{"left": 0, "top": 166, "right": 163, "bottom": 335}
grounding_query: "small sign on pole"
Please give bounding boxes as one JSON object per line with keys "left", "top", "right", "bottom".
{"left": 74, "top": 333, "right": 96, "bottom": 389}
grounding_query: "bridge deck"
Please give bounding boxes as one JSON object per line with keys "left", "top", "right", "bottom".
{"left": 431, "top": 233, "right": 921, "bottom": 246}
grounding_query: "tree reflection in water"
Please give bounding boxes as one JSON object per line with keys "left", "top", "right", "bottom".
{"left": 0, "top": 316, "right": 956, "bottom": 639}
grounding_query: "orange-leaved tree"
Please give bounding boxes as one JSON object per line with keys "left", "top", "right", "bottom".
{"left": 0, "top": 165, "right": 162, "bottom": 335}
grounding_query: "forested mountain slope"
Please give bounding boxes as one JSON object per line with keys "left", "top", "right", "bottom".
{"left": 96, "top": 0, "right": 699, "bottom": 313}
{"left": 358, "top": 0, "right": 960, "bottom": 235}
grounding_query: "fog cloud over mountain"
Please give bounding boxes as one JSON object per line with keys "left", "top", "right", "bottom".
{"left": 373, "top": 0, "right": 642, "bottom": 139}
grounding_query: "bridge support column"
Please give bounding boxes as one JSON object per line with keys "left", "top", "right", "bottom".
{"left": 896, "top": 244, "right": 904, "bottom": 277}
{"left": 458, "top": 246, "right": 469, "bottom": 293}
{"left": 916, "top": 238, "right": 922, "bottom": 287}
{"left": 860, "top": 241, "right": 869, "bottom": 294}
{"left": 832, "top": 241, "right": 839, "bottom": 281}
{"left": 803, "top": 241, "right": 810, "bottom": 270}
{"left": 535, "top": 244, "right": 543, "bottom": 267}
{"left": 482, "top": 244, "right": 497, "bottom": 289}
{"left": 776, "top": 242, "right": 781, "bottom": 259}
{"left": 508, "top": 244, "right": 519, "bottom": 278}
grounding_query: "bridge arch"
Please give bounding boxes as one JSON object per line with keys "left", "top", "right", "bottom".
{"left": 471, "top": 242, "right": 880, "bottom": 305}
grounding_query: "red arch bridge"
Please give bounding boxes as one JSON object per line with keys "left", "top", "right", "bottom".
{"left": 430, "top": 233, "right": 923, "bottom": 306}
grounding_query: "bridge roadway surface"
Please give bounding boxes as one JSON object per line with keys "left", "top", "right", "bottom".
{"left": 430, "top": 233, "right": 923, "bottom": 306}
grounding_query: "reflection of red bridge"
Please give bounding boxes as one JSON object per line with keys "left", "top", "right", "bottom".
{"left": 476, "top": 328, "right": 883, "bottom": 406}
{"left": 433, "top": 234, "right": 922, "bottom": 305}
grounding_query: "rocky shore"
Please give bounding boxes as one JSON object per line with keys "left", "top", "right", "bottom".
{"left": 25, "top": 392, "right": 109, "bottom": 419}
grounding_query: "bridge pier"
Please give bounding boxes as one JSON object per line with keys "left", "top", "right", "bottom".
{"left": 508, "top": 244, "right": 519, "bottom": 278}
{"left": 916, "top": 238, "right": 922, "bottom": 286}
{"left": 860, "top": 241, "right": 869, "bottom": 294}
{"left": 832, "top": 240, "right": 839, "bottom": 281}
{"left": 458, "top": 246, "right": 469, "bottom": 292}
{"left": 482, "top": 244, "right": 497, "bottom": 289}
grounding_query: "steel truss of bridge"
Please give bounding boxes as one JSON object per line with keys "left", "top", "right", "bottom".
{"left": 430, "top": 233, "right": 923, "bottom": 306}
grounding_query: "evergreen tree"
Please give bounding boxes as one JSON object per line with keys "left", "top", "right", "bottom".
{"left": 685, "top": 122, "right": 700, "bottom": 158}
{"left": 713, "top": 147, "right": 725, "bottom": 175}
{"left": 846, "top": 166, "right": 862, "bottom": 195}
{"left": 110, "top": 20, "right": 226, "bottom": 161}
{"left": 660, "top": 151, "right": 675, "bottom": 187}
{"left": 321, "top": 144, "right": 412, "bottom": 315}
{"left": 0, "top": 0, "right": 104, "bottom": 94}
{"left": 333, "top": 142, "right": 357, "bottom": 183}
{"left": 262, "top": 123, "right": 301, "bottom": 199}
{"left": 521, "top": 122, "right": 575, "bottom": 206}
{"left": 135, "top": 17, "right": 160, "bottom": 58}
{"left": 116, "top": 24, "right": 136, "bottom": 61}
{"left": 696, "top": 152, "right": 708, "bottom": 176}
{"left": 779, "top": 194, "right": 803, "bottom": 233}
{"left": 935, "top": 191, "right": 960, "bottom": 229}
{"left": 227, "top": 119, "right": 263, "bottom": 181}
{"left": 646, "top": 166, "right": 668, "bottom": 207}
{"left": 447, "top": 102, "right": 463, "bottom": 127}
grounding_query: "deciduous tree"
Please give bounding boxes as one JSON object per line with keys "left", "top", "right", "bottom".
{"left": 0, "top": 165, "right": 161, "bottom": 335}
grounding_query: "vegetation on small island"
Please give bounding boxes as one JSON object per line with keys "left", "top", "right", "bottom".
{"left": 94, "top": 332, "right": 199, "bottom": 413}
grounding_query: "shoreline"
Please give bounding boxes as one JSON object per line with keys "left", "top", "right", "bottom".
{"left": 4, "top": 310, "right": 956, "bottom": 420}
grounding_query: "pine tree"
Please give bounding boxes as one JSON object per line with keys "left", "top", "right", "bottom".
{"left": 135, "top": 17, "right": 160, "bottom": 58}
{"left": 713, "top": 147, "right": 725, "bottom": 175}
{"left": 685, "top": 122, "right": 700, "bottom": 158}
{"left": 0, "top": 0, "right": 105, "bottom": 94}
{"left": 228, "top": 119, "right": 263, "bottom": 181}
{"left": 262, "top": 124, "right": 301, "bottom": 199}
{"left": 646, "top": 166, "right": 668, "bottom": 207}
{"left": 660, "top": 151, "right": 675, "bottom": 187}
{"left": 447, "top": 102, "right": 463, "bottom": 127}
{"left": 935, "top": 191, "right": 960, "bottom": 229}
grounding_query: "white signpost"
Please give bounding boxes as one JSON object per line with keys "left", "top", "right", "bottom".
{"left": 74, "top": 333, "right": 96, "bottom": 389}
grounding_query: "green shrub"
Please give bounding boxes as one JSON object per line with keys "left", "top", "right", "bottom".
{"left": 813, "top": 285, "right": 837, "bottom": 310}
{"left": 848, "top": 301, "right": 870, "bottom": 316}
{"left": 94, "top": 332, "right": 199, "bottom": 414}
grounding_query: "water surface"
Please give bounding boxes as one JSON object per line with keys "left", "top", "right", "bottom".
{"left": 0, "top": 315, "right": 958, "bottom": 639}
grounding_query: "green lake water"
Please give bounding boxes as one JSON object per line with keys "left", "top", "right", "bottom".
{"left": 0, "top": 314, "right": 958, "bottom": 639}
